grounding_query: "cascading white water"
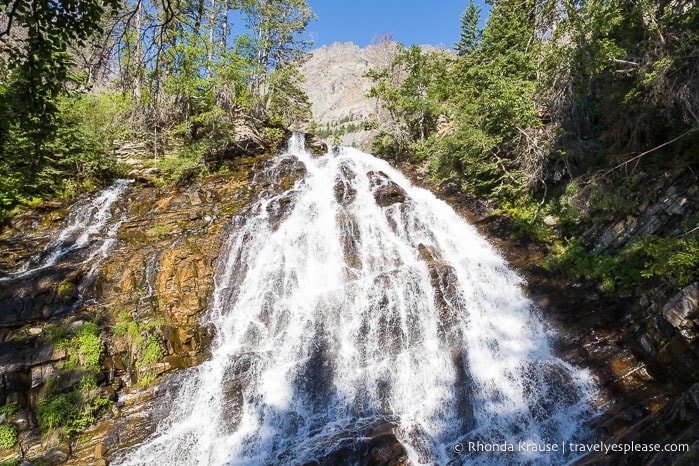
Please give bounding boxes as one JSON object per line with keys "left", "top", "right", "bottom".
{"left": 118, "top": 134, "right": 597, "bottom": 465}
{"left": 0, "top": 179, "right": 132, "bottom": 282}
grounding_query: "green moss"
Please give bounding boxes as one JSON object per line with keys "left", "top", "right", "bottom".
{"left": 58, "top": 282, "right": 71, "bottom": 294}
{"left": 114, "top": 313, "right": 164, "bottom": 384}
{"left": 151, "top": 224, "right": 169, "bottom": 239}
{"left": 57, "top": 281, "right": 77, "bottom": 303}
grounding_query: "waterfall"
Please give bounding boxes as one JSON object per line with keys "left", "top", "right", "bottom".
{"left": 117, "top": 134, "right": 596, "bottom": 465}
{"left": 0, "top": 179, "right": 132, "bottom": 282}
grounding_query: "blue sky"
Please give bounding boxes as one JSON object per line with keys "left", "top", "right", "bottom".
{"left": 305, "top": 1, "right": 490, "bottom": 49}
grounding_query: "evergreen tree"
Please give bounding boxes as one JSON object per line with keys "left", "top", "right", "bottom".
{"left": 366, "top": 45, "right": 449, "bottom": 150}
{"left": 240, "top": 0, "right": 316, "bottom": 102}
{"left": 455, "top": 1, "right": 482, "bottom": 57}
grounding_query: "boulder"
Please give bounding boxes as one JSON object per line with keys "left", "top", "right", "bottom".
{"left": 663, "top": 282, "right": 699, "bottom": 342}
{"left": 367, "top": 171, "right": 407, "bottom": 207}
{"left": 303, "top": 418, "right": 409, "bottom": 466}
{"left": 304, "top": 133, "right": 328, "bottom": 156}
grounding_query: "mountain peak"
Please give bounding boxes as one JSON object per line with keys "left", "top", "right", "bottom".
{"left": 299, "top": 41, "right": 401, "bottom": 149}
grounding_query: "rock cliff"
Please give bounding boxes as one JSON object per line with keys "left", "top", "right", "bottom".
{"left": 299, "top": 41, "right": 443, "bottom": 150}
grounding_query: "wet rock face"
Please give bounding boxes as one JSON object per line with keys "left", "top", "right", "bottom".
{"left": 261, "top": 155, "right": 307, "bottom": 192}
{"left": 334, "top": 163, "right": 357, "bottom": 206}
{"left": 301, "top": 419, "right": 409, "bottom": 466}
{"left": 367, "top": 171, "right": 407, "bottom": 207}
{"left": 417, "top": 244, "right": 461, "bottom": 319}
{"left": 304, "top": 132, "right": 328, "bottom": 156}
{"left": 337, "top": 211, "right": 361, "bottom": 270}
{"left": 0, "top": 270, "right": 82, "bottom": 326}
{"left": 0, "top": 156, "right": 263, "bottom": 464}
{"left": 662, "top": 282, "right": 699, "bottom": 343}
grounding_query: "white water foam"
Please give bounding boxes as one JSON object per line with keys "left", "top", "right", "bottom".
{"left": 117, "top": 135, "right": 596, "bottom": 465}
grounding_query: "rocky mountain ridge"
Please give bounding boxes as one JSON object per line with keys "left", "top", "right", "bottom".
{"left": 298, "top": 41, "right": 444, "bottom": 150}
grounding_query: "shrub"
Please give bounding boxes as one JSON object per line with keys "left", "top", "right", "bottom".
{"left": 0, "top": 424, "right": 17, "bottom": 449}
{"left": 0, "top": 405, "right": 17, "bottom": 417}
{"left": 136, "top": 336, "right": 163, "bottom": 368}
{"left": 58, "top": 322, "right": 103, "bottom": 372}
{"left": 37, "top": 376, "right": 112, "bottom": 435}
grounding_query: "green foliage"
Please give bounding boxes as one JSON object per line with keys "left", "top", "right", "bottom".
{"left": 366, "top": 0, "right": 699, "bottom": 296}
{"left": 315, "top": 115, "right": 366, "bottom": 140}
{"left": 497, "top": 202, "right": 556, "bottom": 242}
{"left": 151, "top": 225, "right": 170, "bottom": 239}
{"left": 136, "top": 336, "right": 164, "bottom": 368}
{"left": 36, "top": 376, "right": 112, "bottom": 436}
{"left": 43, "top": 324, "right": 71, "bottom": 345}
{"left": 0, "top": 87, "right": 128, "bottom": 218}
{"left": 263, "top": 65, "right": 312, "bottom": 126}
{"left": 0, "top": 0, "right": 121, "bottom": 216}
{"left": 57, "top": 323, "right": 103, "bottom": 372}
{"left": 455, "top": 1, "right": 481, "bottom": 57}
{"left": 1, "top": 0, "right": 317, "bottom": 216}
{"left": 367, "top": 45, "right": 449, "bottom": 150}
{"left": 0, "top": 424, "right": 17, "bottom": 449}
{"left": 0, "top": 405, "right": 17, "bottom": 417}
{"left": 38, "top": 391, "right": 80, "bottom": 434}
{"left": 554, "top": 234, "right": 699, "bottom": 294}
{"left": 114, "top": 313, "right": 164, "bottom": 383}
{"left": 136, "top": 374, "right": 157, "bottom": 387}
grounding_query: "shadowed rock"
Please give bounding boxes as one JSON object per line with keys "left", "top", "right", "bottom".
{"left": 299, "top": 418, "right": 409, "bottom": 466}
{"left": 367, "top": 171, "right": 407, "bottom": 207}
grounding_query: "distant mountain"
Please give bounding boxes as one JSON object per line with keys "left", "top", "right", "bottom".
{"left": 298, "top": 41, "right": 400, "bottom": 151}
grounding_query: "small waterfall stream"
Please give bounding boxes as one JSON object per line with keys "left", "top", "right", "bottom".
{"left": 118, "top": 134, "right": 596, "bottom": 465}
{"left": 0, "top": 179, "right": 133, "bottom": 282}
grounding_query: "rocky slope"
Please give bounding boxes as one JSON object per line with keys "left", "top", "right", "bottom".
{"left": 0, "top": 168, "right": 250, "bottom": 464}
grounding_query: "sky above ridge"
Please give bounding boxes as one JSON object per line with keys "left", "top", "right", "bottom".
{"left": 305, "top": 1, "right": 491, "bottom": 49}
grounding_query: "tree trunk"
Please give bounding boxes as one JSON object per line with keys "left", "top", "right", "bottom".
{"left": 207, "top": 0, "right": 215, "bottom": 78}
{"left": 221, "top": 0, "right": 229, "bottom": 53}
